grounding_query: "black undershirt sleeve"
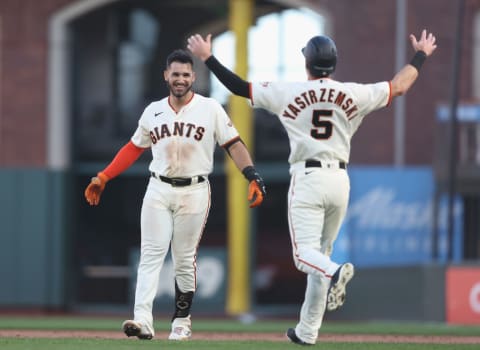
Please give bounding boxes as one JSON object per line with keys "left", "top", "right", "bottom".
{"left": 204, "top": 55, "right": 250, "bottom": 98}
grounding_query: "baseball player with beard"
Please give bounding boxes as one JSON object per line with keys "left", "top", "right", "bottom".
{"left": 187, "top": 29, "right": 437, "bottom": 345}
{"left": 84, "top": 49, "right": 266, "bottom": 341}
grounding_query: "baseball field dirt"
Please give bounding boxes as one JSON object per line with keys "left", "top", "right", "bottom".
{"left": 1, "top": 329, "right": 480, "bottom": 344}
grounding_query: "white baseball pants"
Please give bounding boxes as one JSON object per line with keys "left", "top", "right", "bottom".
{"left": 133, "top": 177, "right": 210, "bottom": 330}
{"left": 287, "top": 165, "right": 350, "bottom": 344}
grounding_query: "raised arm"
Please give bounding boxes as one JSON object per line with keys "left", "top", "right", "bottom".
{"left": 187, "top": 34, "right": 251, "bottom": 98}
{"left": 391, "top": 29, "right": 437, "bottom": 97}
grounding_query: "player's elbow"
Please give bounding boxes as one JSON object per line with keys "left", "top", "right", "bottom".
{"left": 391, "top": 68, "right": 418, "bottom": 98}
{"left": 391, "top": 81, "right": 410, "bottom": 98}
{"left": 394, "top": 88, "right": 407, "bottom": 97}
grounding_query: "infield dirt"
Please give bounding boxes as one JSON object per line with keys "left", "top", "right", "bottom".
{"left": 1, "top": 330, "right": 480, "bottom": 344}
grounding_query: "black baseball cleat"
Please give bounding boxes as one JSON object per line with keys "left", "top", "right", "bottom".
{"left": 326, "top": 262, "right": 355, "bottom": 311}
{"left": 286, "top": 328, "right": 313, "bottom": 346}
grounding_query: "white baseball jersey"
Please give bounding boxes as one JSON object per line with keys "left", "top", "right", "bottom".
{"left": 250, "top": 79, "right": 391, "bottom": 164}
{"left": 130, "top": 92, "right": 239, "bottom": 329}
{"left": 131, "top": 93, "right": 239, "bottom": 177}
{"left": 250, "top": 78, "right": 391, "bottom": 344}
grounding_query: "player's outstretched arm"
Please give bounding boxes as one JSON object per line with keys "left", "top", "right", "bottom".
{"left": 226, "top": 140, "right": 266, "bottom": 208}
{"left": 187, "top": 34, "right": 250, "bottom": 98}
{"left": 391, "top": 29, "right": 437, "bottom": 97}
{"left": 84, "top": 141, "right": 145, "bottom": 206}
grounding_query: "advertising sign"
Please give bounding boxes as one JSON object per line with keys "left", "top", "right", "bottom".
{"left": 446, "top": 267, "right": 480, "bottom": 324}
{"left": 331, "top": 167, "right": 463, "bottom": 267}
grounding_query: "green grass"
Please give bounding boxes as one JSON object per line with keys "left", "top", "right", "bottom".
{"left": 321, "top": 321, "right": 480, "bottom": 336}
{"left": 0, "top": 339, "right": 479, "bottom": 350}
{"left": 0, "top": 316, "right": 479, "bottom": 349}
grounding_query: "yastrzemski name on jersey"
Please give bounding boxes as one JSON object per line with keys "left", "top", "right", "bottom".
{"left": 251, "top": 80, "right": 390, "bottom": 164}
{"left": 282, "top": 87, "right": 358, "bottom": 120}
{"left": 149, "top": 122, "right": 205, "bottom": 144}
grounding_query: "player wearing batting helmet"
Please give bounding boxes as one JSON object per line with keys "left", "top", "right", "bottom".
{"left": 188, "top": 29, "right": 437, "bottom": 345}
{"left": 302, "top": 35, "right": 337, "bottom": 77}
{"left": 85, "top": 49, "right": 266, "bottom": 341}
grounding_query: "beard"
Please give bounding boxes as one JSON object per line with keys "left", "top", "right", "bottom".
{"left": 167, "top": 81, "right": 193, "bottom": 98}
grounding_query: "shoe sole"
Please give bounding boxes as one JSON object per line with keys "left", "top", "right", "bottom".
{"left": 326, "top": 263, "right": 354, "bottom": 311}
{"left": 122, "top": 321, "right": 153, "bottom": 340}
{"left": 168, "top": 331, "right": 192, "bottom": 341}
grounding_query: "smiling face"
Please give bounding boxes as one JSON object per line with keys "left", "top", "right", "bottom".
{"left": 164, "top": 61, "right": 195, "bottom": 99}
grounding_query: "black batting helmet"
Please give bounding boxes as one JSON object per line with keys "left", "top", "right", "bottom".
{"left": 302, "top": 35, "right": 337, "bottom": 77}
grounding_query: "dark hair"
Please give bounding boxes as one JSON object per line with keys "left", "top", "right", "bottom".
{"left": 166, "top": 49, "right": 194, "bottom": 69}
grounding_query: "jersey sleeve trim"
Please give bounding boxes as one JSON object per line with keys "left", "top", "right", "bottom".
{"left": 221, "top": 136, "right": 241, "bottom": 149}
{"left": 102, "top": 141, "right": 146, "bottom": 179}
{"left": 249, "top": 82, "right": 254, "bottom": 104}
{"left": 386, "top": 81, "right": 393, "bottom": 107}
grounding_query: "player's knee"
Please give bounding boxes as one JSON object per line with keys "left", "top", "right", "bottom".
{"left": 139, "top": 245, "right": 168, "bottom": 262}
{"left": 293, "top": 256, "right": 308, "bottom": 274}
{"left": 293, "top": 247, "right": 322, "bottom": 274}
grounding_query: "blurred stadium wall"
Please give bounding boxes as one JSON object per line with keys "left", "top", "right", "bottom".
{"left": 0, "top": 0, "right": 480, "bottom": 324}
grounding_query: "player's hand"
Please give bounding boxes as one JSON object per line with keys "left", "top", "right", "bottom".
{"left": 84, "top": 172, "right": 109, "bottom": 206}
{"left": 409, "top": 29, "right": 437, "bottom": 56}
{"left": 242, "top": 166, "right": 266, "bottom": 208}
{"left": 248, "top": 178, "right": 266, "bottom": 208}
{"left": 187, "top": 34, "right": 212, "bottom": 61}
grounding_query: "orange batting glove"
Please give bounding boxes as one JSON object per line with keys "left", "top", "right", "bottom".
{"left": 242, "top": 166, "right": 266, "bottom": 208}
{"left": 248, "top": 180, "right": 266, "bottom": 208}
{"left": 84, "top": 172, "right": 109, "bottom": 206}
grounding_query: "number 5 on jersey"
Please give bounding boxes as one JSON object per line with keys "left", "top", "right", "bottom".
{"left": 311, "top": 109, "right": 333, "bottom": 140}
